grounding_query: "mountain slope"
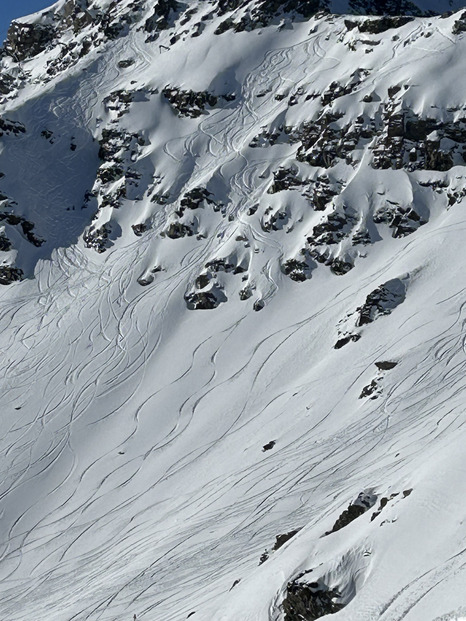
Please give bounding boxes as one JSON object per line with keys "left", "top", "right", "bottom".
{"left": 0, "top": 2, "right": 466, "bottom": 621}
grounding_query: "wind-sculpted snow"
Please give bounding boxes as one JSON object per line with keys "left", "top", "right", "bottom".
{"left": 1, "top": 2, "right": 466, "bottom": 621}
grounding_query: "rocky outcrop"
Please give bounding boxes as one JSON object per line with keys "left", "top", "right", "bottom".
{"left": 325, "top": 492, "right": 376, "bottom": 535}
{"left": 144, "top": 0, "right": 182, "bottom": 35}
{"left": 357, "top": 278, "right": 407, "bottom": 326}
{"left": 259, "top": 527, "right": 300, "bottom": 564}
{"left": 373, "top": 202, "right": 427, "bottom": 238}
{"left": 348, "top": 16, "right": 414, "bottom": 33}
{"left": 163, "top": 87, "right": 234, "bottom": 118}
{"left": 0, "top": 265, "right": 24, "bottom": 285}
{"left": 0, "top": 118, "right": 26, "bottom": 137}
{"left": 62, "top": 0, "right": 93, "bottom": 33}
{"left": 83, "top": 223, "right": 113, "bottom": 253}
{"left": 5, "top": 22, "right": 56, "bottom": 62}
{"left": 0, "top": 212, "right": 44, "bottom": 247}
{"left": 185, "top": 289, "right": 226, "bottom": 310}
{"left": 348, "top": 0, "right": 431, "bottom": 15}
{"left": 215, "top": 0, "right": 329, "bottom": 34}
{"left": 283, "top": 577, "right": 345, "bottom": 621}
{"left": 268, "top": 167, "right": 304, "bottom": 194}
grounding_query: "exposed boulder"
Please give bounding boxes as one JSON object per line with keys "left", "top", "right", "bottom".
{"left": 375, "top": 360, "right": 398, "bottom": 370}
{"left": 185, "top": 290, "right": 224, "bottom": 310}
{"left": 283, "top": 577, "right": 344, "bottom": 621}
{"left": 357, "top": 278, "right": 407, "bottom": 326}
{"left": 163, "top": 87, "right": 219, "bottom": 118}
{"left": 165, "top": 222, "right": 195, "bottom": 239}
{"left": 334, "top": 333, "right": 361, "bottom": 349}
{"left": 325, "top": 491, "right": 376, "bottom": 535}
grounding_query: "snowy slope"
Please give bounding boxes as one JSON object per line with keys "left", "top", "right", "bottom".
{"left": 1, "top": 2, "right": 466, "bottom": 621}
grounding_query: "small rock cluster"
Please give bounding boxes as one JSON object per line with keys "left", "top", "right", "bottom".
{"left": 162, "top": 87, "right": 234, "bottom": 118}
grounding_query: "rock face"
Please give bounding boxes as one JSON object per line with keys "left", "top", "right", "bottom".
{"left": 162, "top": 87, "right": 235, "bottom": 118}
{"left": 357, "top": 278, "right": 407, "bottom": 326}
{"left": 283, "top": 578, "right": 345, "bottom": 621}
{"left": 0, "top": 265, "right": 23, "bottom": 285}
{"left": 185, "top": 289, "right": 226, "bottom": 310}
{"left": 325, "top": 491, "right": 377, "bottom": 534}
{"left": 5, "top": 22, "right": 56, "bottom": 62}
{"left": 347, "top": 0, "right": 430, "bottom": 15}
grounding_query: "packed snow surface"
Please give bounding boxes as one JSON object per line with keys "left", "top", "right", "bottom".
{"left": 0, "top": 1, "right": 466, "bottom": 620}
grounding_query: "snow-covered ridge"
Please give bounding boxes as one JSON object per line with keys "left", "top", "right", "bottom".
{"left": 1, "top": 1, "right": 466, "bottom": 621}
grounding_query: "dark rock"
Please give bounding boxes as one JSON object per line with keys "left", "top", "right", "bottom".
{"left": 357, "top": 16, "right": 413, "bottom": 34}
{"left": 118, "top": 59, "right": 135, "bottom": 68}
{"left": 229, "top": 579, "right": 241, "bottom": 591}
{"left": 239, "top": 286, "right": 253, "bottom": 300}
{"left": 83, "top": 223, "right": 112, "bottom": 253}
{"left": 5, "top": 21, "right": 56, "bottom": 62}
{"left": 357, "top": 278, "right": 406, "bottom": 326}
{"left": 359, "top": 379, "right": 379, "bottom": 399}
{"left": 283, "top": 578, "right": 344, "bottom": 621}
{"left": 180, "top": 187, "right": 214, "bottom": 210}
{"left": 41, "top": 129, "right": 54, "bottom": 142}
{"left": 145, "top": 0, "right": 181, "bottom": 34}
{"left": 137, "top": 275, "right": 154, "bottom": 286}
{"left": 103, "top": 89, "right": 135, "bottom": 117}
{"left": 327, "top": 504, "right": 365, "bottom": 534}
{"left": 259, "top": 551, "right": 269, "bottom": 565}
{"left": 308, "top": 208, "right": 357, "bottom": 247}
{"left": 273, "top": 529, "right": 300, "bottom": 551}
{"left": 348, "top": 0, "right": 428, "bottom": 16}
{"left": 97, "top": 164, "right": 124, "bottom": 184}
{"left": 204, "top": 258, "right": 236, "bottom": 273}
{"left": 452, "top": 11, "right": 466, "bottom": 34}
{"left": 0, "top": 265, "right": 24, "bottom": 285}
{"left": 262, "top": 440, "right": 276, "bottom": 452}
{"left": 163, "top": 86, "right": 219, "bottom": 118}
{"left": 375, "top": 360, "right": 398, "bottom": 370}
{"left": 165, "top": 222, "right": 194, "bottom": 239}
{"left": 185, "top": 290, "right": 222, "bottom": 310}
{"left": 195, "top": 273, "right": 210, "bottom": 289}
{"left": 329, "top": 258, "right": 353, "bottom": 276}
{"left": 0, "top": 234, "right": 12, "bottom": 252}
{"left": 371, "top": 492, "right": 399, "bottom": 521}
{"left": 268, "top": 167, "right": 303, "bottom": 194}
{"left": 215, "top": 0, "right": 329, "bottom": 34}
{"left": 325, "top": 492, "right": 376, "bottom": 535}
{"left": 282, "top": 259, "right": 311, "bottom": 282}
{"left": 0, "top": 213, "right": 44, "bottom": 247}
{"left": 0, "top": 73, "right": 15, "bottom": 95}
{"left": 0, "top": 118, "right": 26, "bottom": 137}
{"left": 261, "top": 206, "right": 290, "bottom": 233}
{"left": 334, "top": 334, "right": 361, "bottom": 349}
{"left": 131, "top": 223, "right": 147, "bottom": 236}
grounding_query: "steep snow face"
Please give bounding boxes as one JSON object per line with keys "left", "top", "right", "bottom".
{"left": 1, "top": 2, "right": 466, "bottom": 621}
